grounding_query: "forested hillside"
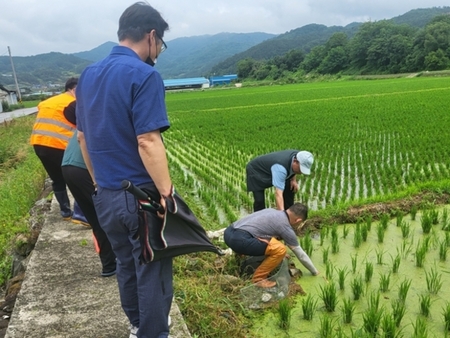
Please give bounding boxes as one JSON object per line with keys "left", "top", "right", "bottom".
{"left": 212, "top": 6, "right": 450, "bottom": 76}
{"left": 0, "top": 52, "right": 90, "bottom": 87}
{"left": 235, "top": 14, "right": 450, "bottom": 81}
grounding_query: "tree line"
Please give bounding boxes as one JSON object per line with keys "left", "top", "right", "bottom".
{"left": 237, "top": 15, "right": 450, "bottom": 80}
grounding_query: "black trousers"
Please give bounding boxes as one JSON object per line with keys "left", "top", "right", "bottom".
{"left": 33, "top": 145, "right": 66, "bottom": 192}
{"left": 252, "top": 179, "right": 295, "bottom": 212}
{"left": 61, "top": 165, "right": 116, "bottom": 273}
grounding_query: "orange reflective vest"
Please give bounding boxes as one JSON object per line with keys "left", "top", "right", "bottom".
{"left": 30, "top": 92, "right": 76, "bottom": 150}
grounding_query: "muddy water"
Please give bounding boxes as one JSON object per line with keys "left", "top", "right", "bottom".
{"left": 251, "top": 207, "right": 450, "bottom": 337}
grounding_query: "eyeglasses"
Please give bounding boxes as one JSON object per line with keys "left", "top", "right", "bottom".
{"left": 155, "top": 32, "right": 167, "bottom": 54}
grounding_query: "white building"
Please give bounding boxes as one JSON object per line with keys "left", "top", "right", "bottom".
{"left": 0, "top": 85, "right": 18, "bottom": 113}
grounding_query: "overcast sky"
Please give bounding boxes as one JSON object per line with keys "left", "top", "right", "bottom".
{"left": 1, "top": 0, "right": 447, "bottom": 57}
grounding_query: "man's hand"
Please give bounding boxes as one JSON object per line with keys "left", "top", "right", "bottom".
{"left": 290, "top": 179, "right": 299, "bottom": 192}
{"left": 157, "top": 196, "right": 166, "bottom": 219}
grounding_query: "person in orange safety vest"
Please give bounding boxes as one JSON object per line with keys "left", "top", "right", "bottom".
{"left": 30, "top": 78, "right": 78, "bottom": 219}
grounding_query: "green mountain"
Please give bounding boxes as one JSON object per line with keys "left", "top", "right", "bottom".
{"left": 72, "top": 41, "right": 117, "bottom": 62}
{"left": 0, "top": 52, "right": 90, "bottom": 87}
{"left": 211, "top": 6, "right": 450, "bottom": 75}
{"left": 211, "top": 24, "right": 359, "bottom": 75}
{"left": 390, "top": 6, "right": 450, "bottom": 27}
{"left": 69, "top": 33, "right": 275, "bottom": 79}
{"left": 155, "top": 32, "right": 276, "bottom": 78}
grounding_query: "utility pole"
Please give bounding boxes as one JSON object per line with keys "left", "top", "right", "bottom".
{"left": 7, "top": 46, "right": 22, "bottom": 102}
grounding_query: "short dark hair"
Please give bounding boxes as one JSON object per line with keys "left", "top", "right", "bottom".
{"left": 65, "top": 77, "right": 78, "bottom": 91}
{"left": 288, "top": 203, "right": 308, "bottom": 220}
{"left": 117, "top": 2, "right": 169, "bottom": 42}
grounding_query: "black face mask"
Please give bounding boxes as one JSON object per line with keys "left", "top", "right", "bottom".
{"left": 145, "top": 57, "right": 155, "bottom": 67}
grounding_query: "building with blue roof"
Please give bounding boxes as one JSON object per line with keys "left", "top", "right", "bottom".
{"left": 163, "top": 78, "right": 210, "bottom": 91}
{"left": 209, "top": 74, "right": 238, "bottom": 86}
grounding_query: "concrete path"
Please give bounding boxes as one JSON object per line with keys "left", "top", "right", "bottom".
{"left": 5, "top": 196, "right": 191, "bottom": 338}
{"left": 0, "top": 107, "right": 37, "bottom": 123}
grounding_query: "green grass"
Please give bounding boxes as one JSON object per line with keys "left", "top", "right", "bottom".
{"left": 21, "top": 100, "right": 39, "bottom": 108}
{"left": 0, "top": 116, "right": 46, "bottom": 286}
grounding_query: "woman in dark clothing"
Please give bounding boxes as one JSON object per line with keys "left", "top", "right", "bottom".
{"left": 62, "top": 102, "right": 116, "bottom": 276}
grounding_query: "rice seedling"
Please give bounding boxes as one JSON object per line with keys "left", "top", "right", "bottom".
{"left": 441, "top": 208, "right": 449, "bottom": 230}
{"left": 319, "top": 315, "right": 335, "bottom": 338}
{"left": 423, "top": 235, "right": 432, "bottom": 252}
{"left": 365, "top": 215, "right": 373, "bottom": 232}
{"left": 421, "top": 211, "right": 432, "bottom": 234}
{"left": 410, "top": 205, "right": 418, "bottom": 221}
{"left": 337, "top": 267, "right": 348, "bottom": 291}
{"left": 361, "top": 223, "right": 368, "bottom": 242}
{"left": 425, "top": 266, "right": 442, "bottom": 294}
{"left": 381, "top": 312, "right": 398, "bottom": 338}
{"left": 365, "top": 261, "right": 373, "bottom": 283}
{"left": 392, "top": 299, "right": 406, "bottom": 328}
{"left": 351, "top": 275, "right": 364, "bottom": 300}
{"left": 322, "top": 246, "right": 330, "bottom": 264}
{"left": 325, "top": 261, "right": 334, "bottom": 280}
{"left": 398, "top": 279, "right": 411, "bottom": 303}
{"left": 320, "top": 226, "right": 327, "bottom": 246}
{"left": 446, "top": 232, "right": 450, "bottom": 247}
{"left": 343, "top": 224, "right": 349, "bottom": 239}
{"left": 335, "top": 327, "right": 346, "bottom": 338}
{"left": 440, "top": 239, "right": 448, "bottom": 261}
{"left": 302, "top": 232, "right": 313, "bottom": 257}
{"left": 277, "top": 298, "right": 293, "bottom": 330}
{"left": 331, "top": 223, "right": 338, "bottom": 242}
{"left": 412, "top": 316, "right": 427, "bottom": 337}
{"left": 400, "top": 221, "right": 410, "bottom": 239}
{"left": 377, "top": 223, "right": 385, "bottom": 243}
{"left": 399, "top": 236, "right": 414, "bottom": 259}
{"left": 363, "top": 292, "right": 383, "bottom": 337}
{"left": 376, "top": 248, "right": 385, "bottom": 265}
{"left": 443, "top": 302, "right": 450, "bottom": 331}
{"left": 354, "top": 223, "right": 362, "bottom": 248}
{"left": 351, "top": 254, "right": 358, "bottom": 273}
{"left": 380, "top": 213, "right": 390, "bottom": 230}
{"left": 319, "top": 282, "right": 338, "bottom": 312}
{"left": 415, "top": 241, "right": 426, "bottom": 268}
{"left": 331, "top": 233, "right": 339, "bottom": 254}
{"left": 391, "top": 254, "right": 401, "bottom": 274}
{"left": 349, "top": 328, "right": 373, "bottom": 338}
{"left": 379, "top": 272, "right": 391, "bottom": 292}
{"left": 396, "top": 211, "right": 404, "bottom": 227}
{"left": 419, "top": 294, "right": 431, "bottom": 317}
{"left": 341, "top": 297, "right": 356, "bottom": 324}
{"left": 301, "top": 294, "right": 318, "bottom": 321}
{"left": 429, "top": 208, "right": 439, "bottom": 225}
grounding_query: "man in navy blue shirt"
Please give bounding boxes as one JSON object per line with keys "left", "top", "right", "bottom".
{"left": 76, "top": 3, "right": 172, "bottom": 337}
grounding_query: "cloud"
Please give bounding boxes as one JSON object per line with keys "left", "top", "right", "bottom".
{"left": 1, "top": 0, "right": 447, "bottom": 56}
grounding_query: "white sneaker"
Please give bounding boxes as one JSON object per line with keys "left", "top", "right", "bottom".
{"left": 129, "top": 324, "right": 138, "bottom": 338}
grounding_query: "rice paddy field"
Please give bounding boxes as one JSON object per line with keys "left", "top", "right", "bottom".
{"left": 164, "top": 77, "right": 450, "bottom": 227}
{"left": 253, "top": 206, "right": 450, "bottom": 337}
{"left": 163, "top": 76, "right": 450, "bottom": 337}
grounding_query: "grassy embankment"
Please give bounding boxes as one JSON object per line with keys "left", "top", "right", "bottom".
{"left": 0, "top": 116, "right": 46, "bottom": 286}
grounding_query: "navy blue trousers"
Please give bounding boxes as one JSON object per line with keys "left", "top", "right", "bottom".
{"left": 93, "top": 184, "right": 173, "bottom": 338}
{"left": 224, "top": 226, "right": 267, "bottom": 256}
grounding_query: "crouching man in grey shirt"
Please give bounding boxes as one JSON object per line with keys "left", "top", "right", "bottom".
{"left": 224, "top": 203, "right": 319, "bottom": 288}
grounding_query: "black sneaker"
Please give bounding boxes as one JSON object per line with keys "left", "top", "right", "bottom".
{"left": 101, "top": 269, "right": 116, "bottom": 277}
